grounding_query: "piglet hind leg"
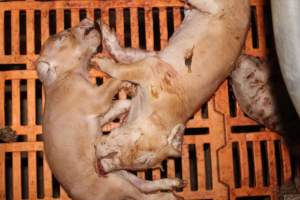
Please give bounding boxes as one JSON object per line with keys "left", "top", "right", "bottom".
{"left": 99, "top": 99, "right": 131, "bottom": 127}
{"left": 117, "top": 171, "right": 186, "bottom": 193}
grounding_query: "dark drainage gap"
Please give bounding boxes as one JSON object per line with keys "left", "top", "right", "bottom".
{"left": 204, "top": 143, "right": 213, "bottom": 190}
{"left": 36, "top": 134, "right": 43, "bottom": 142}
{"left": 174, "top": 157, "right": 182, "bottom": 192}
{"left": 5, "top": 152, "right": 13, "bottom": 200}
{"left": 16, "top": 135, "right": 27, "bottom": 142}
{"left": 37, "top": 151, "right": 44, "bottom": 198}
{"left": 20, "top": 79, "right": 28, "bottom": 126}
{"left": 228, "top": 81, "right": 237, "bottom": 117}
{"left": 4, "top": 10, "right": 12, "bottom": 55}
{"left": 64, "top": 9, "right": 71, "bottom": 30}
{"left": 52, "top": 175, "right": 60, "bottom": 198}
{"left": 19, "top": 10, "right": 27, "bottom": 55}
{"left": 231, "top": 125, "right": 264, "bottom": 133}
{"left": 49, "top": 10, "right": 56, "bottom": 35}
{"left": 166, "top": 7, "right": 174, "bottom": 39}
{"left": 260, "top": 141, "right": 270, "bottom": 186}
{"left": 160, "top": 160, "right": 168, "bottom": 178}
{"left": 5, "top": 80, "right": 12, "bottom": 126}
{"left": 250, "top": 6, "right": 259, "bottom": 48}
{"left": 201, "top": 102, "right": 209, "bottom": 119}
{"left": 232, "top": 142, "right": 241, "bottom": 188}
{"left": 185, "top": 128, "right": 209, "bottom": 136}
{"left": 247, "top": 141, "right": 256, "bottom": 187}
{"left": 123, "top": 8, "right": 131, "bottom": 48}
{"left": 0, "top": 64, "right": 26, "bottom": 71}
{"left": 145, "top": 169, "right": 153, "bottom": 181}
{"left": 34, "top": 10, "right": 41, "bottom": 54}
{"left": 79, "top": 9, "right": 87, "bottom": 21}
{"left": 21, "top": 152, "right": 28, "bottom": 199}
{"left": 109, "top": 9, "right": 116, "bottom": 31}
{"left": 263, "top": 1, "right": 273, "bottom": 48}
{"left": 188, "top": 144, "right": 198, "bottom": 191}
{"left": 94, "top": 9, "right": 101, "bottom": 21}
{"left": 138, "top": 8, "right": 146, "bottom": 49}
{"left": 152, "top": 7, "right": 160, "bottom": 51}
{"left": 35, "top": 79, "right": 43, "bottom": 125}
{"left": 274, "top": 140, "right": 283, "bottom": 186}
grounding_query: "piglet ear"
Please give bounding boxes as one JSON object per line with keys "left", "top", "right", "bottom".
{"left": 35, "top": 61, "right": 57, "bottom": 86}
{"left": 168, "top": 124, "right": 185, "bottom": 153}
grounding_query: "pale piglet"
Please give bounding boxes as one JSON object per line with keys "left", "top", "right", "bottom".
{"left": 92, "top": 0, "right": 250, "bottom": 174}
{"left": 36, "top": 18, "right": 184, "bottom": 200}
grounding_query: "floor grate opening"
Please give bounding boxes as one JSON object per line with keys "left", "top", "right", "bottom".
{"left": 188, "top": 144, "right": 198, "bottom": 191}
{"left": 137, "top": 8, "right": 146, "bottom": 49}
{"left": 49, "top": 10, "right": 56, "bottom": 35}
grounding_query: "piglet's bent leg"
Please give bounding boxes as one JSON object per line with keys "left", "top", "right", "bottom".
{"left": 100, "top": 21, "right": 156, "bottom": 64}
{"left": 99, "top": 99, "right": 131, "bottom": 127}
{"left": 117, "top": 170, "right": 186, "bottom": 193}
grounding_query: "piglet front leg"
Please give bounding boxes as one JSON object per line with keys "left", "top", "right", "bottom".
{"left": 91, "top": 55, "right": 150, "bottom": 84}
{"left": 99, "top": 21, "right": 156, "bottom": 64}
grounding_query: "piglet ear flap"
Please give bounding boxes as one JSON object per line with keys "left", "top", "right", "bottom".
{"left": 35, "top": 61, "right": 57, "bottom": 86}
{"left": 168, "top": 124, "right": 185, "bottom": 154}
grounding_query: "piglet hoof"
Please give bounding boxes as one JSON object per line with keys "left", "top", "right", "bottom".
{"left": 178, "top": 179, "right": 188, "bottom": 188}
{"left": 173, "top": 179, "right": 187, "bottom": 190}
{"left": 120, "top": 81, "right": 137, "bottom": 97}
{"left": 90, "top": 54, "right": 103, "bottom": 68}
{"left": 90, "top": 56, "right": 115, "bottom": 74}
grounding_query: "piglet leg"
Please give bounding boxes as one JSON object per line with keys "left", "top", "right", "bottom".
{"left": 99, "top": 99, "right": 131, "bottom": 127}
{"left": 99, "top": 21, "right": 156, "bottom": 64}
{"left": 117, "top": 170, "right": 186, "bottom": 193}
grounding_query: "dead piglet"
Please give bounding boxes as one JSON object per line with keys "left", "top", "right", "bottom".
{"left": 92, "top": 0, "right": 250, "bottom": 174}
{"left": 36, "top": 18, "right": 183, "bottom": 200}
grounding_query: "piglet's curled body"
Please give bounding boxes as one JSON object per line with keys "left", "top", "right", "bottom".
{"left": 92, "top": 0, "right": 250, "bottom": 173}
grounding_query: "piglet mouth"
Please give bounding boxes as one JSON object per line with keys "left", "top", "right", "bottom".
{"left": 95, "top": 152, "right": 118, "bottom": 176}
{"left": 96, "top": 159, "right": 108, "bottom": 177}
